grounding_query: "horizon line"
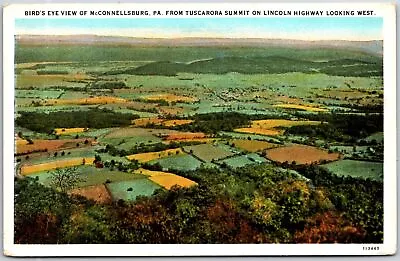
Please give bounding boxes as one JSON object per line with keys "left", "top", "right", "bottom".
{"left": 16, "top": 34, "right": 383, "bottom": 42}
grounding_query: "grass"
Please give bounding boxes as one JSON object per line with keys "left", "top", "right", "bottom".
{"left": 16, "top": 74, "right": 88, "bottom": 89}
{"left": 101, "top": 136, "right": 163, "bottom": 150}
{"left": 364, "top": 132, "right": 384, "bottom": 143}
{"left": 148, "top": 154, "right": 203, "bottom": 171}
{"left": 266, "top": 144, "right": 341, "bottom": 165}
{"left": 322, "top": 159, "right": 383, "bottom": 181}
{"left": 19, "top": 146, "right": 99, "bottom": 165}
{"left": 29, "top": 165, "right": 146, "bottom": 187}
{"left": 16, "top": 90, "right": 64, "bottom": 99}
{"left": 183, "top": 143, "right": 233, "bottom": 162}
{"left": 218, "top": 153, "right": 268, "bottom": 169}
{"left": 75, "top": 166, "right": 145, "bottom": 187}
{"left": 126, "top": 148, "right": 183, "bottom": 163}
{"left": 104, "top": 127, "right": 176, "bottom": 139}
{"left": 106, "top": 179, "right": 162, "bottom": 201}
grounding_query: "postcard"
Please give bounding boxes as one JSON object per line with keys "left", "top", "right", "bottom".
{"left": 2, "top": 2, "right": 397, "bottom": 256}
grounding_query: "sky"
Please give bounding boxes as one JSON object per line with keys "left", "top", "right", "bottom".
{"left": 15, "top": 17, "right": 383, "bottom": 41}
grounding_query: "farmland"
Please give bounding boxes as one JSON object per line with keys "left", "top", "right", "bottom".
{"left": 322, "top": 160, "right": 383, "bottom": 181}
{"left": 126, "top": 148, "right": 183, "bottom": 162}
{"left": 14, "top": 35, "right": 384, "bottom": 244}
{"left": 230, "top": 139, "right": 279, "bottom": 152}
{"left": 266, "top": 144, "right": 341, "bottom": 165}
{"left": 183, "top": 143, "right": 234, "bottom": 162}
{"left": 235, "top": 119, "right": 322, "bottom": 136}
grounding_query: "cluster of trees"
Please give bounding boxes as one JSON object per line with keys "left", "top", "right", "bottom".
{"left": 15, "top": 109, "right": 138, "bottom": 133}
{"left": 14, "top": 162, "right": 382, "bottom": 244}
{"left": 88, "top": 81, "right": 127, "bottom": 90}
{"left": 98, "top": 141, "right": 203, "bottom": 158}
{"left": 285, "top": 113, "right": 383, "bottom": 143}
{"left": 174, "top": 112, "right": 251, "bottom": 134}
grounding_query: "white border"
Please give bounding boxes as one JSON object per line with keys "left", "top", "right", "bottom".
{"left": 2, "top": 2, "right": 397, "bottom": 256}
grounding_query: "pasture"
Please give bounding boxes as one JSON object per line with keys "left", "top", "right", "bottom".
{"left": 106, "top": 179, "right": 162, "bottom": 201}
{"left": 218, "top": 153, "right": 268, "bottom": 169}
{"left": 183, "top": 143, "right": 233, "bottom": 162}
{"left": 148, "top": 154, "right": 203, "bottom": 171}
{"left": 322, "top": 159, "right": 383, "bottom": 181}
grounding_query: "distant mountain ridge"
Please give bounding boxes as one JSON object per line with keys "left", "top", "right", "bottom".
{"left": 16, "top": 35, "right": 383, "bottom": 56}
{"left": 104, "top": 55, "right": 383, "bottom": 77}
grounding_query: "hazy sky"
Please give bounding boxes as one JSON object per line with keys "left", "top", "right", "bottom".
{"left": 15, "top": 18, "right": 383, "bottom": 41}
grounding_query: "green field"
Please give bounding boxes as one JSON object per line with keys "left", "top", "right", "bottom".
{"left": 106, "top": 179, "right": 162, "bottom": 201}
{"left": 217, "top": 153, "right": 268, "bottom": 169}
{"left": 183, "top": 143, "right": 234, "bottom": 162}
{"left": 29, "top": 165, "right": 146, "bottom": 187}
{"left": 100, "top": 136, "right": 163, "bottom": 150}
{"left": 322, "top": 160, "right": 383, "bottom": 181}
{"left": 148, "top": 154, "right": 203, "bottom": 171}
{"left": 16, "top": 90, "right": 64, "bottom": 99}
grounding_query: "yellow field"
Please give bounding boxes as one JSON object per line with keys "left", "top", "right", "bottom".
{"left": 231, "top": 139, "right": 279, "bottom": 152}
{"left": 273, "top": 104, "right": 328, "bottom": 112}
{"left": 132, "top": 117, "right": 164, "bottom": 127}
{"left": 134, "top": 168, "right": 171, "bottom": 177}
{"left": 149, "top": 174, "right": 197, "bottom": 190}
{"left": 16, "top": 74, "right": 94, "bottom": 88}
{"left": 126, "top": 148, "right": 183, "bottom": 163}
{"left": 16, "top": 138, "right": 28, "bottom": 146}
{"left": 162, "top": 138, "right": 217, "bottom": 144}
{"left": 234, "top": 128, "right": 281, "bottom": 136}
{"left": 20, "top": 157, "right": 95, "bottom": 175}
{"left": 158, "top": 106, "right": 185, "bottom": 115}
{"left": 46, "top": 96, "right": 127, "bottom": 106}
{"left": 15, "top": 62, "right": 75, "bottom": 69}
{"left": 165, "top": 132, "right": 206, "bottom": 140}
{"left": 145, "top": 94, "right": 198, "bottom": 103}
{"left": 132, "top": 118, "right": 193, "bottom": 127}
{"left": 134, "top": 168, "right": 197, "bottom": 190}
{"left": 162, "top": 119, "right": 194, "bottom": 127}
{"left": 54, "top": 128, "right": 88, "bottom": 135}
{"left": 235, "top": 119, "right": 321, "bottom": 136}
